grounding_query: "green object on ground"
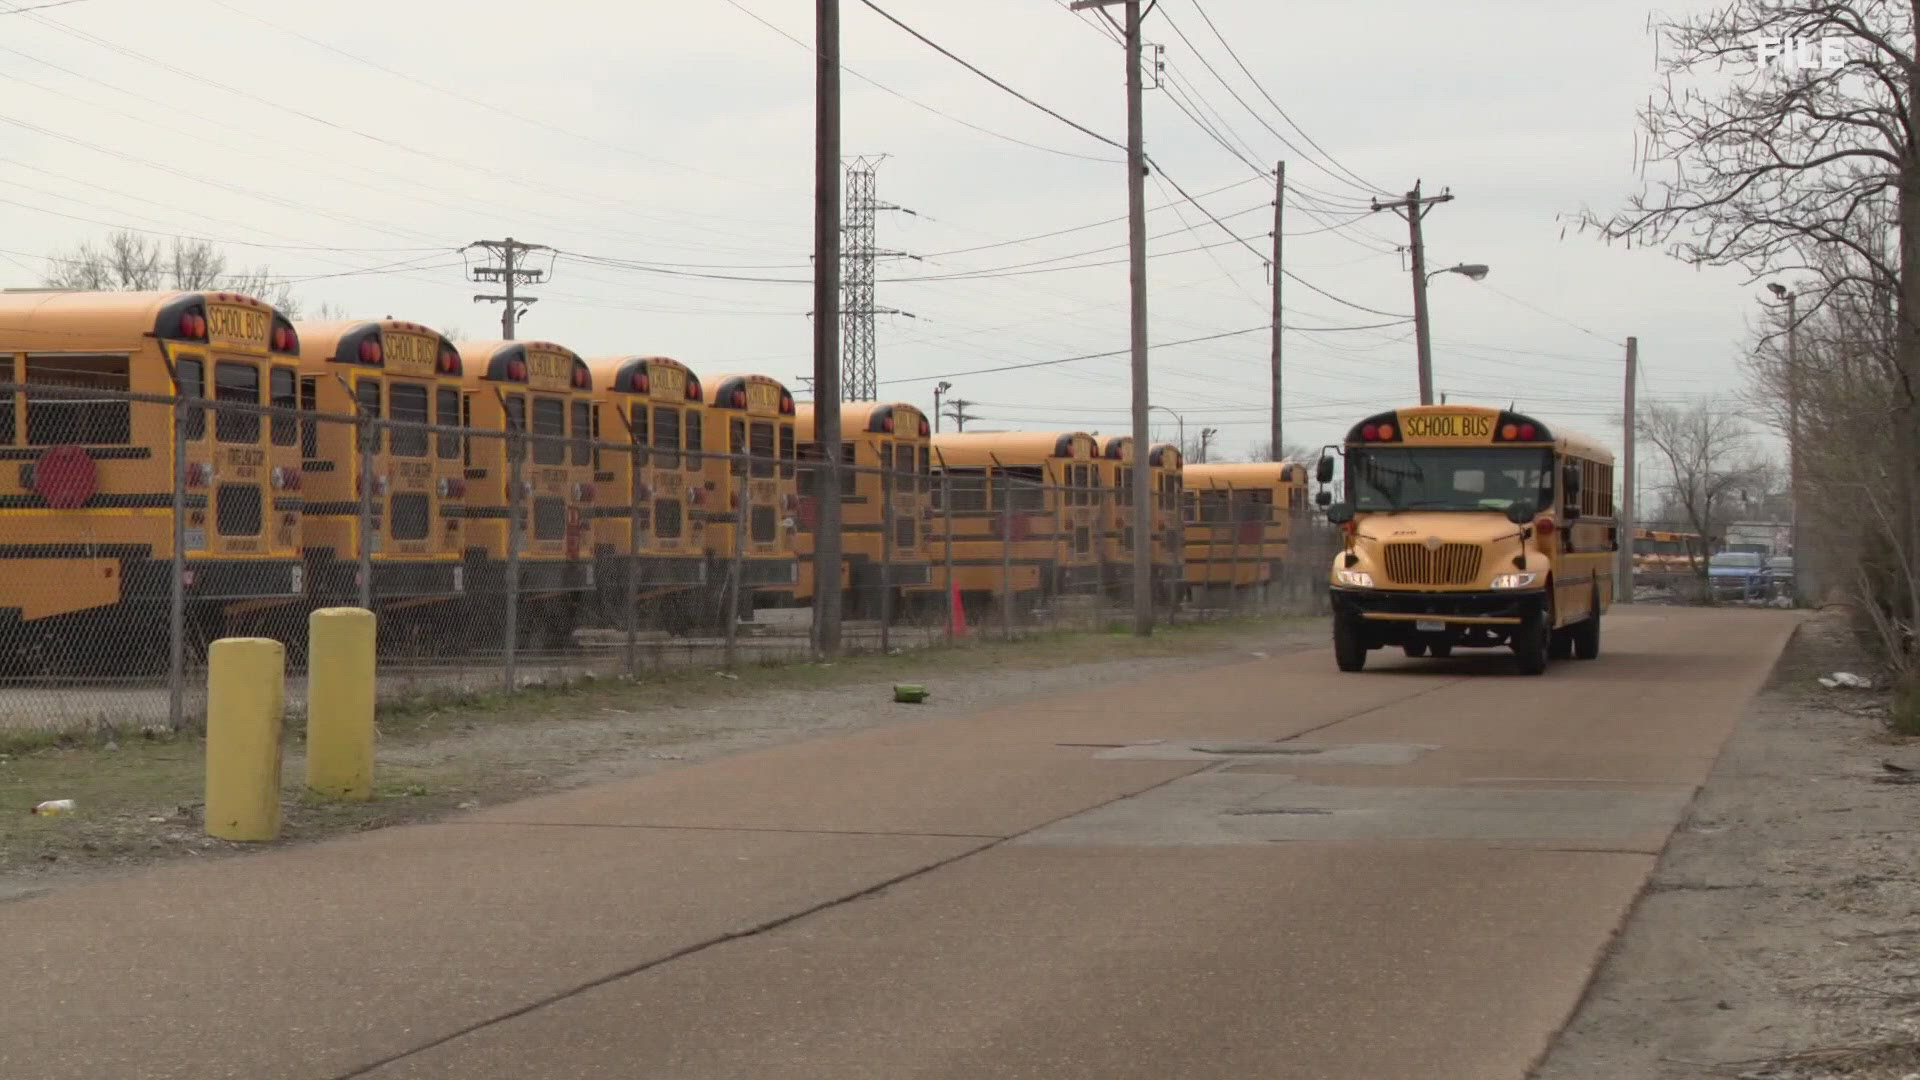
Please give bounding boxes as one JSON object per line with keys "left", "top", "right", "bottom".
{"left": 893, "top": 684, "right": 929, "bottom": 704}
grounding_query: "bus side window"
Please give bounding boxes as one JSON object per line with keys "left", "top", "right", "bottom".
{"left": 629, "top": 402, "right": 649, "bottom": 465}
{"left": 918, "top": 445, "right": 930, "bottom": 495}
{"left": 461, "top": 393, "right": 474, "bottom": 468}
{"left": 795, "top": 441, "right": 818, "bottom": 496}
{"left": 572, "top": 401, "right": 593, "bottom": 467}
{"left": 779, "top": 422, "right": 795, "bottom": 480}
{"left": 879, "top": 443, "right": 894, "bottom": 490}
{"left": 299, "top": 376, "right": 318, "bottom": 458}
{"left": 0, "top": 356, "right": 12, "bottom": 445}
{"left": 355, "top": 379, "right": 383, "bottom": 453}
{"left": 24, "top": 353, "right": 131, "bottom": 445}
{"left": 841, "top": 442, "right": 857, "bottom": 497}
{"left": 729, "top": 419, "right": 747, "bottom": 477}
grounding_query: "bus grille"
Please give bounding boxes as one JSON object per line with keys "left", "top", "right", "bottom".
{"left": 1382, "top": 542, "right": 1482, "bottom": 586}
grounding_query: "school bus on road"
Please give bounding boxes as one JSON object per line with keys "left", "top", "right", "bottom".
{"left": 1317, "top": 404, "right": 1616, "bottom": 675}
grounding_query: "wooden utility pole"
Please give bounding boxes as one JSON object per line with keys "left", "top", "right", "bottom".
{"left": 1617, "top": 336, "right": 1637, "bottom": 603}
{"left": 1371, "top": 184, "right": 1453, "bottom": 405}
{"left": 1270, "top": 161, "right": 1284, "bottom": 462}
{"left": 469, "top": 237, "right": 549, "bottom": 340}
{"left": 811, "top": 0, "right": 846, "bottom": 656}
{"left": 1070, "top": 0, "right": 1151, "bottom": 635}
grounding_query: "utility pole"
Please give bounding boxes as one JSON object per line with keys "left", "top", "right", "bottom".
{"left": 1372, "top": 183, "right": 1454, "bottom": 405}
{"left": 933, "top": 381, "right": 953, "bottom": 432}
{"left": 812, "top": 0, "right": 845, "bottom": 657}
{"left": 944, "top": 398, "right": 975, "bottom": 432}
{"left": 1617, "top": 336, "right": 1637, "bottom": 603}
{"left": 1770, "top": 284, "right": 1803, "bottom": 596}
{"left": 469, "top": 237, "right": 549, "bottom": 340}
{"left": 1270, "top": 160, "right": 1284, "bottom": 461}
{"left": 1071, "top": 0, "right": 1150, "bottom": 635}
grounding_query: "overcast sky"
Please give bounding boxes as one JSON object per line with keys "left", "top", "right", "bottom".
{"left": 0, "top": 0, "right": 1767, "bottom": 464}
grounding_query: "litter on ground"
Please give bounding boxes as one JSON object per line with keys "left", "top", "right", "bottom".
{"left": 1819, "top": 672, "right": 1873, "bottom": 689}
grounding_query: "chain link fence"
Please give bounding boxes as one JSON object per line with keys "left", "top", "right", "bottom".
{"left": 0, "top": 380, "right": 1328, "bottom": 739}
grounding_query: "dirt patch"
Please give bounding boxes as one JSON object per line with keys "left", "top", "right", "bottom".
{"left": 1535, "top": 610, "right": 1920, "bottom": 1079}
{"left": 0, "top": 616, "right": 1325, "bottom": 899}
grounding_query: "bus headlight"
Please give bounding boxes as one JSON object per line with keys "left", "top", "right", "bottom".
{"left": 1335, "top": 569, "right": 1373, "bottom": 588}
{"left": 1491, "top": 572, "right": 1540, "bottom": 589}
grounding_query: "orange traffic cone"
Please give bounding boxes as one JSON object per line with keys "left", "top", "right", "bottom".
{"left": 949, "top": 579, "right": 969, "bottom": 638}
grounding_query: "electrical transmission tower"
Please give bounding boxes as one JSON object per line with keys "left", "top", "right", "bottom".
{"left": 840, "top": 156, "right": 916, "bottom": 402}
{"left": 468, "top": 237, "right": 551, "bottom": 340}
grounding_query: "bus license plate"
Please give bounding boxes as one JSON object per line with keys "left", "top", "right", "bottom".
{"left": 1415, "top": 620, "right": 1445, "bottom": 632}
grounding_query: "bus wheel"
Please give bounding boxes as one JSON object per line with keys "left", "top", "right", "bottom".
{"left": 1512, "top": 614, "right": 1550, "bottom": 675}
{"left": 1333, "top": 616, "right": 1367, "bottom": 672}
{"left": 1402, "top": 642, "right": 1428, "bottom": 658}
{"left": 1548, "top": 628, "right": 1574, "bottom": 660}
{"left": 1573, "top": 595, "right": 1602, "bottom": 659}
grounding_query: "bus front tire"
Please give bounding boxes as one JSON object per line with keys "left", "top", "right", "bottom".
{"left": 1512, "top": 614, "right": 1550, "bottom": 676}
{"left": 1334, "top": 616, "right": 1367, "bottom": 672}
{"left": 1548, "top": 628, "right": 1574, "bottom": 660}
{"left": 1573, "top": 599, "right": 1602, "bottom": 660}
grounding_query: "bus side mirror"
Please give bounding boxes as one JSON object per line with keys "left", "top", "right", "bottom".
{"left": 1314, "top": 490, "right": 1331, "bottom": 508}
{"left": 1315, "top": 455, "right": 1335, "bottom": 484}
{"left": 1325, "top": 502, "right": 1354, "bottom": 525}
{"left": 1505, "top": 501, "right": 1536, "bottom": 526}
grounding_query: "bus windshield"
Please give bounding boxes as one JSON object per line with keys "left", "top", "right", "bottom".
{"left": 1350, "top": 446, "right": 1553, "bottom": 513}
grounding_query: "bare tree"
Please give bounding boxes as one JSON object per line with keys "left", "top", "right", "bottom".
{"left": 1246, "top": 441, "right": 1313, "bottom": 464}
{"left": 1637, "top": 402, "right": 1775, "bottom": 583}
{"left": 43, "top": 230, "right": 299, "bottom": 313}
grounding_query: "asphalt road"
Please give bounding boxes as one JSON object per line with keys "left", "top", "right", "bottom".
{"left": 2, "top": 606, "right": 1796, "bottom": 1080}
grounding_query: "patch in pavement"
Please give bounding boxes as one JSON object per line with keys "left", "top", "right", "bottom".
{"left": 1088, "top": 741, "right": 1436, "bottom": 766}
{"left": 1013, "top": 772, "right": 1696, "bottom": 846}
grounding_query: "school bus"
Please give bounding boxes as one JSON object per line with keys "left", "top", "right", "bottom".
{"left": 0, "top": 289, "right": 304, "bottom": 672}
{"left": 793, "top": 402, "right": 933, "bottom": 617}
{"left": 1095, "top": 436, "right": 1183, "bottom": 600}
{"left": 1318, "top": 404, "right": 1616, "bottom": 674}
{"left": 929, "top": 431, "right": 1102, "bottom": 615}
{"left": 454, "top": 339, "right": 598, "bottom": 648}
{"left": 697, "top": 372, "right": 799, "bottom": 620}
{"left": 292, "top": 319, "right": 467, "bottom": 630}
{"left": 1632, "top": 527, "right": 1703, "bottom": 577}
{"left": 1181, "top": 461, "right": 1308, "bottom": 601}
{"left": 582, "top": 355, "right": 715, "bottom": 630}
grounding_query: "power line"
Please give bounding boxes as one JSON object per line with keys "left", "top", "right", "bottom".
{"left": 853, "top": 0, "right": 1125, "bottom": 152}
{"left": 0, "top": 0, "right": 91, "bottom": 14}
{"left": 1482, "top": 285, "right": 1623, "bottom": 345}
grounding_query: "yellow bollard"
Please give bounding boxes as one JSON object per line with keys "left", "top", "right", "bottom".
{"left": 205, "top": 637, "right": 286, "bottom": 842}
{"left": 306, "top": 607, "right": 376, "bottom": 800}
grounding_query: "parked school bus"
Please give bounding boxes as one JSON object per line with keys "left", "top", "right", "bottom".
{"left": 793, "top": 402, "right": 933, "bottom": 616}
{"left": 1094, "top": 436, "right": 1183, "bottom": 600}
{"left": 1182, "top": 461, "right": 1308, "bottom": 602}
{"left": 1318, "top": 404, "right": 1616, "bottom": 675}
{"left": 698, "top": 373, "right": 799, "bottom": 620}
{"left": 929, "top": 431, "right": 1101, "bottom": 615}
{"left": 292, "top": 319, "right": 468, "bottom": 641}
{"left": 454, "top": 339, "right": 598, "bottom": 648}
{"left": 583, "top": 355, "right": 711, "bottom": 630}
{"left": 0, "top": 289, "right": 304, "bottom": 671}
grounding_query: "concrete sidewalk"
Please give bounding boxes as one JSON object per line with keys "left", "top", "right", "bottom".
{"left": 4, "top": 607, "right": 1797, "bottom": 1080}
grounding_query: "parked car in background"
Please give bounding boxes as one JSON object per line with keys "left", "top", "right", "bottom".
{"left": 1707, "top": 551, "right": 1769, "bottom": 601}
{"left": 1765, "top": 555, "right": 1795, "bottom": 601}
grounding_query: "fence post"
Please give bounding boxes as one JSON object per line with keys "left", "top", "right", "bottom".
{"left": 942, "top": 469, "right": 956, "bottom": 645}
{"left": 1227, "top": 483, "right": 1244, "bottom": 616}
{"left": 204, "top": 637, "right": 285, "bottom": 842}
{"left": 504, "top": 429, "right": 522, "bottom": 693}
{"left": 880, "top": 459, "right": 893, "bottom": 655}
{"left": 724, "top": 462, "right": 748, "bottom": 669}
{"left": 1000, "top": 481, "right": 1014, "bottom": 640}
{"left": 168, "top": 385, "right": 188, "bottom": 732}
{"left": 1203, "top": 494, "right": 1219, "bottom": 619}
{"left": 627, "top": 431, "right": 643, "bottom": 679}
{"left": 357, "top": 414, "right": 375, "bottom": 611}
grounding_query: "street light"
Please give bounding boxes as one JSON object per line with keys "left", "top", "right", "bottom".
{"left": 933, "top": 381, "right": 953, "bottom": 433}
{"left": 1412, "top": 262, "right": 1490, "bottom": 406}
{"left": 1148, "top": 404, "right": 1184, "bottom": 456}
{"left": 1767, "top": 282, "right": 1801, "bottom": 580}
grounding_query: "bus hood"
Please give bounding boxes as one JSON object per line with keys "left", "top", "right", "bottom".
{"left": 1352, "top": 510, "right": 1526, "bottom": 546}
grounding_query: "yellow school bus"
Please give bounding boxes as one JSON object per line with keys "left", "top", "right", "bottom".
{"left": 697, "top": 372, "right": 799, "bottom": 621}
{"left": 1181, "top": 461, "right": 1308, "bottom": 600}
{"left": 455, "top": 339, "right": 598, "bottom": 648}
{"left": 793, "top": 402, "right": 933, "bottom": 616}
{"left": 292, "top": 319, "right": 468, "bottom": 629}
{"left": 1095, "top": 436, "right": 1183, "bottom": 600}
{"left": 1318, "top": 404, "right": 1616, "bottom": 674}
{"left": 583, "top": 355, "right": 713, "bottom": 630}
{"left": 0, "top": 289, "right": 304, "bottom": 672}
{"left": 929, "top": 431, "right": 1102, "bottom": 614}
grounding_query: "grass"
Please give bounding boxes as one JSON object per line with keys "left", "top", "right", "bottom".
{"left": 0, "top": 613, "right": 1316, "bottom": 880}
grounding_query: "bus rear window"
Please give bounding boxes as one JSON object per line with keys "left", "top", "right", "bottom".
{"left": 750, "top": 421, "right": 775, "bottom": 478}
{"left": 270, "top": 367, "right": 297, "bottom": 447}
{"left": 215, "top": 361, "right": 261, "bottom": 443}
{"left": 24, "top": 354, "right": 131, "bottom": 445}
{"left": 435, "top": 387, "right": 461, "bottom": 460}
{"left": 389, "top": 382, "right": 429, "bottom": 458}
{"left": 532, "top": 398, "right": 566, "bottom": 465}
{"left": 652, "top": 406, "right": 680, "bottom": 469}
